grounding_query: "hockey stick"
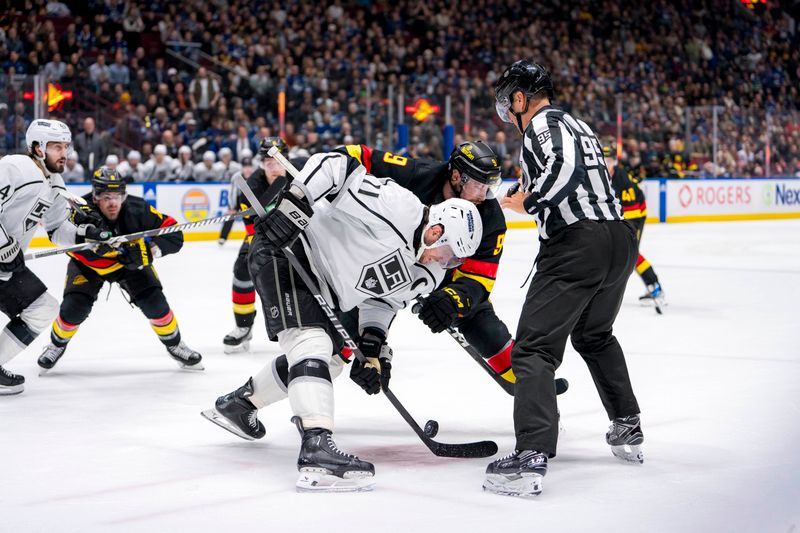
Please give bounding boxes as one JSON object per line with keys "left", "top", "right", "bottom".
{"left": 236, "top": 153, "right": 498, "bottom": 458}
{"left": 24, "top": 208, "right": 256, "bottom": 260}
{"left": 411, "top": 298, "right": 569, "bottom": 399}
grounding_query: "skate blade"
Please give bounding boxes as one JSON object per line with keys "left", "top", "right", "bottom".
{"left": 610, "top": 444, "right": 644, "bottom": 464}
{"left": 483, "top": 472, "right": 543, "bottom": 498}
{"left": 223, "top": 341, "right": 250, "bottom": 354}
{"left": 296, "top": 468, "right": 375, "bottom": 493}
{"left": 178, "top": 361, "right": 205, "bottom": 371}
{"left": 0, "top": 384, "right": 25, "bottom": 395}
{"left": 200, "top": 408, "right": 257, "bottom": 441}
{"left": 38, "top": 367, "right": 53, "bottom": 376}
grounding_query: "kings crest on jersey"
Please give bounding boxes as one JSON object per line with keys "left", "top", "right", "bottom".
{"left": 281, "top": 152, "right": 448, "bottom": 330}
{"left": 0, "top": 154, "right": 78, "bottom": 252}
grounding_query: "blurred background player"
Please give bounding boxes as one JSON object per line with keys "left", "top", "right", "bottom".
{"left": 222, "top": 138, "right": 290, "bottom": 353}
{"left": 36, "top": 167, "right": 203, "bottom": 373}
{"left": 217, "top": 155, "right": 254, "bottom": 246}
{"left": 203, "top": 151, "right": 482, "bottom": 491}
{"left": 604, "top": 146, "right": 666, "bottom": 313}
{"left": 1, "top": 119, "right": 110, "bottom": 394}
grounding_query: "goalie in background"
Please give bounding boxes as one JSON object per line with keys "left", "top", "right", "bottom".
{"left": 37, "top": 167, "right": 204, "bottom": 373}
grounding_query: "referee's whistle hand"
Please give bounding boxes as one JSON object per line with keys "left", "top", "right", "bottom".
{"left": 501, "top": 191, "right": 529, "bottom": 214}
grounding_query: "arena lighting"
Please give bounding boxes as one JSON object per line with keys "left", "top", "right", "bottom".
{"left": 404, "top": 98, "right": 440, "bottom": 122}
{"left": 22, "top": 83, "right": 74, "bottom": 112}
{"left": 740, "top": 0, "right": 767, "bottom": 8}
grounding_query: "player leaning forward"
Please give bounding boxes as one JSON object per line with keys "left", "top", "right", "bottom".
{"left": 203, "top": 151, "right": 482, "bottom": 491}
{"left": 0, "top": 120, "right": 111, "bottom": 394}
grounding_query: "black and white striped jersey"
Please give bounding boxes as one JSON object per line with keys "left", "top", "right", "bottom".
{"left": 519, "top": 106, "right": 623, "bottom": 240}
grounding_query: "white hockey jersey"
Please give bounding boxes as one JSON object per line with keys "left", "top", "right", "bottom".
{"left": 294, "top": 152, "right": 446, "bottom": 333}
{"left": 0, "top": 154, "right": 79, "bottom": 253}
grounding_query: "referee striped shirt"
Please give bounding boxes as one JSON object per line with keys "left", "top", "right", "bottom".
{"left": 519, "top": 106, "right": 623, "bottom": 240}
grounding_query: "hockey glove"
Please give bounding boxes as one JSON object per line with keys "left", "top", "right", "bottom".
{"left": 117, "top": 239, "right": 153, "bottom": 270}
{"left": 349, "top": 327, "right": 393, "bottom": 394}
{"left": 71, "top": 204, "right": 105, "bottom": 228}
{"left": 254, "top": 186, "right": 313, "bottom": 250}
{"left": 418, "top": 287, "right": 471, "bottom": 333}
{"left": 0, "top": 238, "right": 25, "bottom": 273}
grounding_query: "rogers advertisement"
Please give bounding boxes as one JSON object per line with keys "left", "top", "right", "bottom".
{"left": 667, "top": 179, "right": 800, "bottom": 220}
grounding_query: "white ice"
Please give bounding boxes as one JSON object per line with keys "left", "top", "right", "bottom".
{"left": 3, "top": 220, "right": 799, "bottom": 532}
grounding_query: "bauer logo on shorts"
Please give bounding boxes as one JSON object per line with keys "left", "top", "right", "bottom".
{"left": 356, "top": 249, "right": 411, "bottom": 297}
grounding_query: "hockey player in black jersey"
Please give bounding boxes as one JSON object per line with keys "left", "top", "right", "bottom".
{"left": 604, "top": 146, "right": 665, "bottom": 313}
{"left": 222, "top": 137, "right": 291, "bottom": 353}
{"left": 37, "top": 167, "right": 203, "bottom": 372}
{"left": 335, "top": 141, "right": 521, "bottom": 385}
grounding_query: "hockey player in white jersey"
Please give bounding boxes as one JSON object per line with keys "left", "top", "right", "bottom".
{"left": 202, "top": 151, "right": 482, "bottom": 492}
{"left": 0, "top": 119, "right": 111, "bottom": 394}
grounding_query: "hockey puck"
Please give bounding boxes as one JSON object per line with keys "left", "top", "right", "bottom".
{"left": 423, "top": 420, "right": 439, "bottom": 438}
{"left": 555, "top": 378, "right": 569, "bottom": 395}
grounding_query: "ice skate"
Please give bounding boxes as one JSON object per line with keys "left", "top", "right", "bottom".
{"left": 293, "top": 416, "right": 375, "bottom": 493}
{"left": 606, "top": 414, "right": 644, "bottom": 464}
{"left": 483, "top": 449, "right": 548, "bottom": 497}
{"left": 223, "top": 326, "right": 252, "bottom": 354}
{"left": 37, "top": 344, "right": 66, "bottom": 375}
{"left": 201, "top": 377, "right": 265, "bottom": 441}
{"left": 639, "top": 283, "right": 665, "bottom": 314}
{"left": 166, "top": 341, "right": 204, "bottom": 370}
{"left": 0, "top": 365, "right": 24, "bottom": 395}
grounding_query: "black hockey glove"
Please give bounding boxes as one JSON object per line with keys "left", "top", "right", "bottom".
{"left": 418, "top": 287, "right": 471, "bottom": 333}
{"left": 71, "top": 204, "right": 105, "bottom": 228}
{"left": 254, "top": 186, "right": 313, "bottom": 250}
{"left": 349, "top": 327, "right": 393, "bottom": 395}
{"left": 0, "top": 238, "right": 25, "bottom": 273}
{"left": 117, "top": 239, "right": 153, "bottom": 270}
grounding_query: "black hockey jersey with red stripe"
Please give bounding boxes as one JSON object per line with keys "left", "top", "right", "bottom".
{"left": 611, "top": 165, "right": 647, "bottom": 219}
{"left": 335, "top": 144, "right": 507, "bottom": 306}
{"left": 68, "top": 195, "right": 183, "bottom": 275}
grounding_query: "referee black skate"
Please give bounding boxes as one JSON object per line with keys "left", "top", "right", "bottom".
{"left": 484, "top": 60, "right": 644, "bottom": 497}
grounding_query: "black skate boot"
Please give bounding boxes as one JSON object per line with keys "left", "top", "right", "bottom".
{"left": 606, "top": 414, "right": 644, "bottom": 464}
{"left": 0, "top": 365, "right": 24, "bottom": 395}
{"left": 37, "top": 344, "right": 66, "bottom": 375}
{"left": 166, "top": 341, "right": 204, "bottom": 370}
{"left": 200, "top": 377, "right": 265, "bottom": 441}
{"left": 483, "top": 450, "right": 548, "bottom": 497}
{"left": 293, "top": 416, "right": 375, "bottom": 492}
{"left": 223, "top": 326, "right": 252, "bottom": 354}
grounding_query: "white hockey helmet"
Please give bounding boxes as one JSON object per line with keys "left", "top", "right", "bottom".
{"left": 26, "top": 119, "right": 72, "bottom": 159}
{"left": 417, "top": 198, "right": 483, "bottom": 268}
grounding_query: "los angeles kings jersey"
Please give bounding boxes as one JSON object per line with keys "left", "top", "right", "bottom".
{"left": 278, "top": 152, "right": 450, "bottom": 333}
{"left": 336, "top": 145, "right": 507, "bottom": 306}
{"left": 0, "top": 154, "right": 79, "bottom": 252}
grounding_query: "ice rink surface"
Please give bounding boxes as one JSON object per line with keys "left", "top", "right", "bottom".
{"left": 3, "top": 219, "right": 799, "bottom": 532}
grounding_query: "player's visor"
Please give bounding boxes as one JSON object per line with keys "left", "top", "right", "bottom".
{"left": 495, "top": 96, "right": 513, "bottom": 124}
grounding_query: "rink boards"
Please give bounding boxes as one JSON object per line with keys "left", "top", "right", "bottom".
{"left": 30, "top": 177, "right": 800, "bottom": 245}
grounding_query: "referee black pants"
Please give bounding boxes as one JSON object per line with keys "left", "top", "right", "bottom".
{"left": 512, "top": 219, "right": 640, "bottom": 456}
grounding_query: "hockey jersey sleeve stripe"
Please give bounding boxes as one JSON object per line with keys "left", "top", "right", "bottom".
{"left": 459, "top": 258, "right": 499, "bottom": 279}
{"left": 159, "top": 216, "right": 177, "bottom": 228}
{"left": 451, "top": 269, "right": 495, "bottom": 293}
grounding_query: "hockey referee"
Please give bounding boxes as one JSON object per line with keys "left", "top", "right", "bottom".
{"left": 483, "top": 60, "right": 644, "bottom": 497}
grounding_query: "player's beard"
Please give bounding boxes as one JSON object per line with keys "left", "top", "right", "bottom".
{"left": 44, "top": 153, "right": 66, "bottom": 173}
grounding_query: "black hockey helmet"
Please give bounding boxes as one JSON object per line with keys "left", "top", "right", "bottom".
{"left": 258, "top": 137, "right": 288, "bottom": 158}
{"left": 495, "top": 60, "right": 554, "bottom": 131}
{"left": 91, "top": 166, "right": 126, "bottom": 197}
{"left": 448, "top": 140, "right": 501, "bottom": 192}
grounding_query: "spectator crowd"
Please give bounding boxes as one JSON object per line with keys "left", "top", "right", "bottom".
{"left": 2, "top": 0, "right": 800, "bottom": 180}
